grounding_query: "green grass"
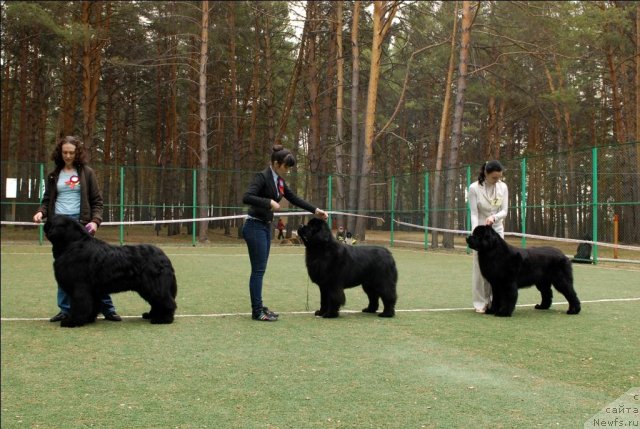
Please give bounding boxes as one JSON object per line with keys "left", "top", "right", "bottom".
{"left": 1, "top": 242, "right": 639, "bottom": 428}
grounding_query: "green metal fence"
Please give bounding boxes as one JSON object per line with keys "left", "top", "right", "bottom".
{"left": 2, "top": 143, "right": 639, "bottom": 260}
{"left": 380, "top": 143, "right": 640, "bottom": 263}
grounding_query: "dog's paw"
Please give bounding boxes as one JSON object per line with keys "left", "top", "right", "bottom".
{"left": 378, "top": 311, "right": 395, "bottom": 318}
{"left": 566, "top": 307, "right": 581, "bottom": 315}
{"left": 322, "top": 312, "right": 339, "bottom": 318}
{"left": 150, "top": 318, "right": 174, "bottom": 324}
{"left": 60, "top": 319, "right": 81, "bottom": 328}
{"left": 142, "top": 312, "right": 151, "bottom": 319}
{"left": 534, "top": 304, "right": 551, "bottom": 310}
{"left": 494, "top": 312, "right": 512, "bottom": 317}
{"left": 361, "top": 307, "right": 377, "bottom": 314}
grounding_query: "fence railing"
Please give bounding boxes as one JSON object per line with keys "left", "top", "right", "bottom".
{"left": 2, "top": 142, "right": 639, "bottom": 262}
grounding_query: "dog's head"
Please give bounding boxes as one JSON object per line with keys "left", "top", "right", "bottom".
{"left": 297, "top": 218, "right": 332, "bottom": 248}
{"left": 44, "top": 215, "right": 91, "bottom": 248}
{"left": 466, "top": 225, "right": 501, "bottom": 251}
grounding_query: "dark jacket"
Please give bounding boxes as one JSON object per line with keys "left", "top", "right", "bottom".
{"left": 242, "top": 167, "right": 316, "bottom": 223}
{"left": 36, "top": 165, "right": 104, "bottom": 226}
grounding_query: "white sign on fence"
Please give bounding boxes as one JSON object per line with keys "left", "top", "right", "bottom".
{"left": 5, "top": 178, "right": 17, "bottom": 199}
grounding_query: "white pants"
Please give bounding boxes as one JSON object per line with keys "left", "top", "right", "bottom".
{"left": 471, "top": 223, "right": 504, "bottom": 310}
{"left": 472, "top": 252, "right": 493, "bottom": 310}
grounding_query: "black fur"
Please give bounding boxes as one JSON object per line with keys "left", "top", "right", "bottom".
{"left": 44, "top": 215, "right": 178, "bottom": 327}
{"left": 572, "top": 234, "right": 593, "bottom": 264}
{"left": 466, "top": 225, "right": 581, "bottom": 317}
{"left": 297, "top": 218, "right": 397, "bottom": 318}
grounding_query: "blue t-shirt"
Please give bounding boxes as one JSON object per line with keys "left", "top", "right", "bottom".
{"left": 55, "top": 170, "right": 81, "bottom": 216}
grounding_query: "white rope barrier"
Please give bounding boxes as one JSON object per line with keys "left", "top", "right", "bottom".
{"left": 393, "top": 219, "right": 640, "bottom": 251}
{"left": 2, "top": 215, "right": 638, "bottom": 252}
{"left": 0, "top": 210, "right": 384, "bottom": 227}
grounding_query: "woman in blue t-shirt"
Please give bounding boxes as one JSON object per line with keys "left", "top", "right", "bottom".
{"left": 33, "top": 136, "right": 122, "bottom": 323}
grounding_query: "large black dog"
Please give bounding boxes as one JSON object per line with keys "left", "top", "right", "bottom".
{"left": 466, "top": 225, "right": 581, "bottom": 317}
{"left": 45, "top": 215, "right": 178, "bottom": 327}
{"left": 297, "top": 218, "right": 397, "bottom": 318}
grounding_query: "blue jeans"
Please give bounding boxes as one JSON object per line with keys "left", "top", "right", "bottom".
{"left": 242, "top": 218, "right": 272, "bottom": 314}
{"left": 55, "top": 214, "right": 116, "bottom": 315}
{"left": 57, "top": 287, "right": 116, "bottom": 315}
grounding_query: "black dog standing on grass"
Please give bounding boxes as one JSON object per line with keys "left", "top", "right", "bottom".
{"left": 45, "top": 215, "right": 178, "bottom": 327}
{"left": 297, "top": 218, "right": 397, "bottom": 318}
{"left": 466, "top": 225, "right": 581, "bottom": 317}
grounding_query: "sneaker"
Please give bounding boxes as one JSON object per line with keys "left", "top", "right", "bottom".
{"left": 49, "top": 312, "right": 68, "bottom": 322}
{"left": 104, "top": 312, "right": 122, "bottom": 322}
{"left": 252, "top": 309, "right": 278, "bottom": 321}
{"left": 262, "top": 306, "right": 279, "bottom": 317}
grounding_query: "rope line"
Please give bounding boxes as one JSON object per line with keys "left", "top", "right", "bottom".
{"left": 2, "top": 297, "right": 638, "bottom": 322}
{"left": 0, "top": 210, "right": 384, "bottom": 227}
{"left": 393, "top": 219, "right": 640, "bottom": 251}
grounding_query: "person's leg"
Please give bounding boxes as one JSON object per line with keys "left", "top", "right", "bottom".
{"left": 58, "top": 286, "right": 71, "bottom": 313}
{"left": 50, "top": 286, "right": 71, "bottom": 321}
{"left": 243, "top": 220, "right": 271, "bottom": 316}
{"left": 100, "top": 295, "right": 121, "bottom": 320}
{"left": 471, "top": 253, "right": 491, "bottom": 312}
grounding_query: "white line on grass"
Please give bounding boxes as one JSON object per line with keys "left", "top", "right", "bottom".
{"left": 2, "top": 297, "right": 638, "bottom": 322}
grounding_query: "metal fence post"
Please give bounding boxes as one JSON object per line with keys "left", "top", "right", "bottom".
{"left": 192, "top": 168, "right": 197, "bottom": 247}
{"left": 327, "top": 174, "right": 332, "bottom": 229}
{"left": 465, "top": 165, "right": 471, "bottom": 254}
{"left": 592, "top": 147, "right": 598, "bottom": 264}
{"left": 424, "top": 172, "right": 429, "bottom": 251}
{"left": 521, "top": 157, "right": 527, "bottom": 248}
{"left": 120, "top": 166, "right": 124, "bottom": 246}
{"left": 390, "top": 176, "right": 395, "bottom": 247}
{"left": 38, "top": 163, "right": 44, "bottom": 245}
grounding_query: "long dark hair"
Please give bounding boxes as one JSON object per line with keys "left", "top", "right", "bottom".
{"left": 271, "top": 144, "right": 296, "bottom": 167}
{"left": 51, "top": 135, "right": 88, "bottom": 169}
{"left": 477, "top": 160, "right": 504, "bottom": 186}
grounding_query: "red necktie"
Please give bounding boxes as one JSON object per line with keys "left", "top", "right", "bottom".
{"left": 278, "top": 178, "right": 284, "bottom": 197}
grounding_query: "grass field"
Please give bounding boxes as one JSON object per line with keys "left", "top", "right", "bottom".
{"left": 1, "top": 237, "right": 639, "bottom": 428}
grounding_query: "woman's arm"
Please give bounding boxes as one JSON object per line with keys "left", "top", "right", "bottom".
{"left": 468, "top": 183, "right": 479, "bottom": 229}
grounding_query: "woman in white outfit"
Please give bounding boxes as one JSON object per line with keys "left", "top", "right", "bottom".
{"left": 468, "top": 160, "right": 509, "bottom": 313}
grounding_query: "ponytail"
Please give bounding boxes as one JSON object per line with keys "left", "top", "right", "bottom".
{"left": 478, "top": 160, "right": 504, "bottom": 186}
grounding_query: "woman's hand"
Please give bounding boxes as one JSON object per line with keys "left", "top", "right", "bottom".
{"left": 86, "top": 222, "right": 98, "bottom": 235}
{"left": 314, "top": 208, "right": 328, "bottom": 221}
{"left": 33, "top": 212, "right": 43, "bottom": 223}
{"left": 270, "top": 200, "right": 281, "bottom": 211}
{"left": 485, "top": 215, "right": 495, "bottom": 226}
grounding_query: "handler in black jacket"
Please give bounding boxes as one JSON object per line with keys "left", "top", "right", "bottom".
{"left": 242, "top": 145, "right": 328, "bottom": 321}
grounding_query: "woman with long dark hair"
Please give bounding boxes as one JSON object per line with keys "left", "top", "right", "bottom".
{"left": 242, "top": 145, "right": 328, "bottom": 321}
{"left": 33, "top": 136, "right": 121, "bottom": 323}
{"left": 468, "top": 160, "right": 509, "bottom": 313}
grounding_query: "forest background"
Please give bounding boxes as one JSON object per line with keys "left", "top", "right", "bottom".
{"left": 1, "top": 1, "right": 639, "bottom": 244}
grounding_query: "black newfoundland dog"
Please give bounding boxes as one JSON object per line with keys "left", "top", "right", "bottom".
{"left": 466, "top": 225, "right": 581, "bottom": 317}
{"left": 45, "top": 215, "right": 178, "bottom": 327}
{"left": 297, "top": 218, "right": 397, "bottom": 318}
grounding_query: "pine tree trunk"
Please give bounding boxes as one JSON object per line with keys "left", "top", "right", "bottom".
{"left": 444, "top": 0, "right": 473, "bottom": 248}
{"left": 347, "top": 1, "right": 361, "bottom": 236}
{"left": 432, "top": 1, "right": 458, "bottom": 248}
{"left": 198, "top": 0, "right": 210, "bottom": 242}
{"left": 334, "top": 0, "right": 346, "bottom": 227}
{"left": 356, "top": 1, "right": 398, "bottom": 241}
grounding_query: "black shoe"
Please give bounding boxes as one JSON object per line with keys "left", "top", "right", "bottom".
{"left": 252, "top": 309, "right": 278, "bottom": 321}
{"left": 262, "top": 306, "right": 279, "bottom": 318}
{"left": 49, "top": 312, "right": 68, "bottom": 322}
{"left": 104, "top": 312, "right": 122, "bottom": 322}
